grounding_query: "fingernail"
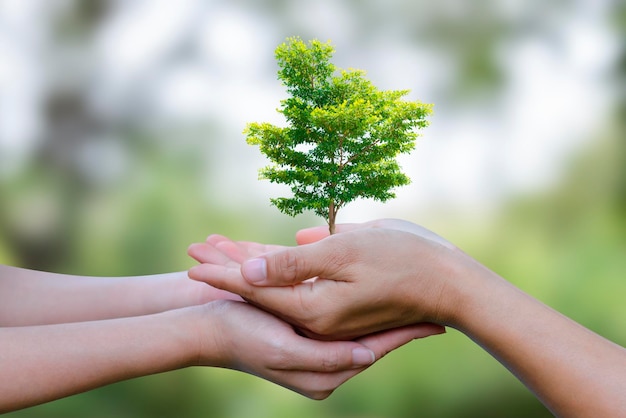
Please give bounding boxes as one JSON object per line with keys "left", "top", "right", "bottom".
{"left": 352, "top": 347, "right": 375, "bottom": 367}
{"left": 242, "top": 258, "right": 267, "bottom": 283}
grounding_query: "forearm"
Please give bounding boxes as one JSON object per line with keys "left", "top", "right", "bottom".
{"left": 449, "top": 262, "right": 626, "bottom": 417}
{"left": 0, "top": 306, "right": 207, "bottom": 413}
{"left": 0, "top": 266, "right": 224, "bottom": 326}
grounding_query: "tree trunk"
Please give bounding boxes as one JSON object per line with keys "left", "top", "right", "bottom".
{"left": 328, "top": 200, "right": 336, "bottom": 235}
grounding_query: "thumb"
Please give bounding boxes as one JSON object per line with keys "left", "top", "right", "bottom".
{"left": 241, "top": 241, "right": 332, "bottom": 286}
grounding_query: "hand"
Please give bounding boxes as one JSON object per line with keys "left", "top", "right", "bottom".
{"left": 195, "top": 299, "right": 443, "bottom": 400}
{"left": 188, "top": 219, "right": 456, "bottom": 340}
{"left": 294, "top": 218, "right": 455, "bottom": 249}
{"left": 184, "top": 233, "right": 279, "bottom": 304}
{"left": 188, "top": 222, "right": 626, "bottom": 417}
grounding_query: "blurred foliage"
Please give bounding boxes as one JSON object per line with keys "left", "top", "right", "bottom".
{"left": 1, "top": 1, "right": 625, "bottom": 417}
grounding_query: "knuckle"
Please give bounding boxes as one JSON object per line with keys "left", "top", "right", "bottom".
{"left": 304, "top": 300, "right": 343, "bottom": 337}
{"left": 266, "top": 340, "right": 291, "bottom": 369}
{"left": 321, "top": 239, "right": 360, "bottom": 274}
{"left": 320, "top": 350, "right": 341, "bottom": 372}
{"left": 277, "top": 251, "right": 301, "bottom": 282}
{"left": 307, "top": 318, "right": 342, "bottom": 339}
{"left": 309, "top": 316, "right": 334, "bottom": 337}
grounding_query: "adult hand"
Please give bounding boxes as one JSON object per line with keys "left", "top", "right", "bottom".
{"left": 188, "top": 219, "right": 458, "bottom": 340}
{"left": 195, "top": 299, "right": 443, "bottom": 400}
{"left": 294, "top": 218, "right": 455, "bottom": 249}
{"left": 188, "top": 221, "right": 626, "bottom": 417}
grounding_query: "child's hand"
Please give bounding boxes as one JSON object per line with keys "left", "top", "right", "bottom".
{"left": 194, "top": 299, "right": 443, "bottom": 399}
{"left": 187, "top": 219, "right": 455, "bottom": 340}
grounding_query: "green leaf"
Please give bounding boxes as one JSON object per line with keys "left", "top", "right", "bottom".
{"left": 245, "top": 37, "right": 433, "bottom": 232}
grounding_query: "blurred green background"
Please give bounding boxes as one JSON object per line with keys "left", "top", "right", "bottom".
{"left": 1, "top": 0, "right": 624, "bottom": 417}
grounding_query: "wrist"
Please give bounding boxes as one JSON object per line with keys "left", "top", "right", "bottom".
{"left": 142, "top": 306, "right": 202, "bottom": 371}
{"left": 441, "top": 254, "right": 514, "bottom": 332}
{"left": 420, "top": 249, "right": 500, "bottom": 329}
{"left": 129, "top": 272, "right": 214, "bottom": 315}
{"left": 184, "top": 301, "right": 230, "bottom": 368}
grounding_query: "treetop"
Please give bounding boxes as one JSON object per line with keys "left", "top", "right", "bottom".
{"left": 245, "top": 37, "right": 433, "bottom": 234}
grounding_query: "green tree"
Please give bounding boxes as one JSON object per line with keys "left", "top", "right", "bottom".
{"left": 245, "top": 37, "right": 432, "bottom": 234}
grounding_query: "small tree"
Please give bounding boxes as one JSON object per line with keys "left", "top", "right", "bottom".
{"left": 245, "top": 37, "right": 432, "bottom": 234}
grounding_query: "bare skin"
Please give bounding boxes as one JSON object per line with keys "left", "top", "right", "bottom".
{"left": 0, "top": 267, "right": 230, "bottom": 326}
{"left": 0, "top": 262, "right": 443, "bottom": 412}
{"left": 188, "top": 218, "right": 626, "bottom": 417}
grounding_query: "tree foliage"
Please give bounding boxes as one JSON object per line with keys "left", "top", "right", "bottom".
{"left": 245, "top": 37, "right": 432, "bottom": 233}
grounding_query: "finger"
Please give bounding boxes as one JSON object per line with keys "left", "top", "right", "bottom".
{"left": 295, "top": 222, "right": 365, "bottom": 245}
{"left": 273, "top": 339, "right": 375, "bottom": 372}
{"left": 241, "top": 241, "right": 339, "bottom": 286}
{"left": 295, "top": 226, "right": 329, "bottom": 245}
{"left": 229, "top": 241, "right": 286, "bottom": 260}
{"left": 215, "top": 240, "right": 247, "bottom": 264}
{"left": 187, "top": 262, "right": 243, "bottom": 285}
{"left": 208, "top": 238, "right": 285, "bottom": 264}
{"left": 356, "top": 323, "right": 446, "bottom": 360}
{"left": 192, "top": 241, "right": 352, "bottom": 327}
{"left": 205, "top": 234, "right": 231, "bottom": 245}
{"left": 207, "top": 235, "right": 254, "bottom": 264}
{"left": 188, "top": 262, "right": 312, "bottom": 322}
{"left": 187, "top": 242, "right": 238, "bottom": 266}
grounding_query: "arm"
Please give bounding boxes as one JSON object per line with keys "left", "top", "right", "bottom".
{"left": 0, "top": 265, "right": 237, "bottom": 326}
{"left": 454, "top": 266, "right": 626, "bottom": 417}
{"left": 187, "top": 219, "right": 626, "bottom": 417}
{"left": 0, "top": 298, "right": 442, "bottom": 413}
